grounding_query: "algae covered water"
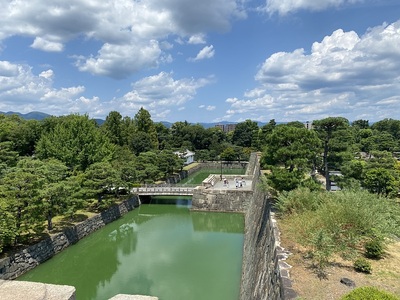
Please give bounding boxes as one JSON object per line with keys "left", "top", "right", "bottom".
{"left": 20, "top": 200, "right": 244, "bottom": 300}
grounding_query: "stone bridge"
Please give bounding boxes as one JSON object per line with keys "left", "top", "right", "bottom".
{"left": 132, "top": 185, "right": 195, "bottom": 196}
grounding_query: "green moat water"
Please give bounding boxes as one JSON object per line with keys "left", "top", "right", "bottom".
{"left": 20, "top": 199, "right": 244, "bottom": 300}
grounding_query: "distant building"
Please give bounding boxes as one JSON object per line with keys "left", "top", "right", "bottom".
{"left": 304, "top": 121, "right": 313, "bottom": 130}
{"left": 174, "top": 149, "right": 195, "bottom": 165}
{"left": 215, "top": 123, "right": 236, "bottom": 133}
{"left": 215, "top": 124, "right": 224, "bottom": 131}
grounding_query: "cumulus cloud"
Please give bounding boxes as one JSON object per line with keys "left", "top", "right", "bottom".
{"left": 264, "top": 0, "right": 361, "bottom": 15}
{"left": 225, "top": 21, "right": 400, "bottom": 122}
{"left": 189, "top": 45, "right": 215, "bottom": 61}
{"left": 75, "top": 41, "right": 162, "bottom": 79}
{"left": 0, "top": 60, "right": 92, "bottom": 115}
{"left": 39, "top": 69, "right": 54, "bottom": 79}
{"left": 117, "top": 71, "right": 214, "bottom": 118}
{"left": 188, "top": 34, "right": 207, "bottom": 44}
{"left": 0, "top": 0, "right": 244, "bottom": 78}
{"left": 31, "top": 37, "right": 64, "bottom": 52}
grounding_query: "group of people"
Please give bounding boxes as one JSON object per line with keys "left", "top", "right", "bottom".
{"left": 221, "top": 176, "right": 245, "bottom": 188}
{"left": 234, "top": 177, "right": 245, "bottom": 188}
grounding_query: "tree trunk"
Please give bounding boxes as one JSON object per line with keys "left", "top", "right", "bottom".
{"left": 47, "top": 209, "right": 53, "bottom": 231}
{"left": 324, "top": 139, "right": 331, "bottom": 191}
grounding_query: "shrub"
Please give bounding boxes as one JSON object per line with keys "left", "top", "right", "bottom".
{"left": 365, "top": 239, "right": 385, "bottom": 259}
{"left": 309, "top": 229, "right": 335, "bottom": 277}
{"left": 341, "top": 286, "right": 400, "bottom": 300}
{"left": 353, "top": 258, "right": 372, "bottom": 274}
{"left": 275, "top": 188, "right": 400, "bottom": 274}
{"left": 274, "top": 187, "right": 326, "bottom": 215}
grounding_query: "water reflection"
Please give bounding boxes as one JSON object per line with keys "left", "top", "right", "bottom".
{"left": 20, "top": 201, "right": 244, "bottom": 300}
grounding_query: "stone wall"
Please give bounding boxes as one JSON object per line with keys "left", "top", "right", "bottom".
{"left": 240, "top": 187, "right": 297, "bottom": 300}
{"left": 191, "top": 187, "right": 253, "bottom": 212}
{"left": 0, "top": 196, "right": 140, "bottom": 280}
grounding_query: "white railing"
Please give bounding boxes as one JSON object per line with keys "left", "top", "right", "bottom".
{"left": 133, "top": 186, "right": 195, "bottom": 196}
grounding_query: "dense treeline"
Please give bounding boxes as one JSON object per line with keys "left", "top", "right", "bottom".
{"left": 1, "top": 110, "right": 400, "bottom": 254}
{"left": 260, "top": 117, "right": 400, "bottom": 197}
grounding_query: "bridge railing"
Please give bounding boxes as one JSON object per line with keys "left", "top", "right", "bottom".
{"left": 138, "top": 183, "right": 198, "bottom": 188}
{"left": 132, "top": 185, "right": 195, "bottom": 195}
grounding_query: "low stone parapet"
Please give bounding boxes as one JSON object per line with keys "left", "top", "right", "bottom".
{"left": 0, "top": 280, "right": 76, "bottom": 300}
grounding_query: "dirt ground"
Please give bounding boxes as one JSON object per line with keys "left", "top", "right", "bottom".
{"left": 279, "top": 227, "right": 400, "bottom": 299}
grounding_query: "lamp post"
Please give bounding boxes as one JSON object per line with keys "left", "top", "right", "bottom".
{"left": 220, "top": 159, "right": 223, "bottom": 180}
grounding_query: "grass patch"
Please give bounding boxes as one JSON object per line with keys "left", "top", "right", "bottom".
{"left": 275, "top": 188, "right": 400, "bottom": 275}
{"left": 183, "top": 163, "right": 200, "bottom": 171}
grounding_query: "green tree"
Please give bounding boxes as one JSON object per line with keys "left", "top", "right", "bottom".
{"left": 130, "top": 131, "right": 154, "bottom": 155}
{"left": 258, "top": 119, "right": 276, "bottom": 149}
{"left": 313, "top": 117, "right": 350, "bottom": 191}
{"left": 0, "top": 158, "right": 45, "bottom": 241}
{"left": 266, "top": 168, "right": 304, "bottom": 192}
{"left": 36, "top": 114, "right": 115, "bottom": 171}
{"left": 367, "top": 131, "right": 398, "bottom": 152}
{"left": 351, "top": 119, "right": 369, "bottom": 129}
{"left": 260, "top": 125, "right": 321, "bottom": 192}
{"left": 37, "top": 159, "right": 75, "bottom": 230}
{"left": 112, "top": 146, "right": 137, "bottom": 190}
{"left": 120, "top": 116, "right": 136, "bottom": 147}
{"left": 220, "top": 147, "right": 237, "bottom": 161}
{"left": 83, "top": 161, "right": 121, "bottom": 203}
{"left": 157, "top": 150, "right": 184, "bottom": 176}
{"left": 0, "top": 115, "right": 41, "bottom": 156}
{"left": 0, "top": 141, "right": 19, "bottom": 172}
{"left": 135, "top": 151, "right": 162, "bottom": 183}
{"left": 232, "top": 119, "right": 259, "bottom": 147}
{"left": 134, "top": 108, "right": 158, "bottom": 150}
{"left": 102, "top": 111, "right": 123, "bottom": 146}
{"left": 154, "top": 122, "right": 172, "bottom": 150}
{"left": 371, "top": 118, "right": 400, "bottom": 140}
{"left": 0, "top": 199, "right": 16, "bottom": 253}
{"left": 363, "top": 168, "right": 397, "bottom": 197}
{"left": 262, "top": 125, "right": 320, "bottom": 172}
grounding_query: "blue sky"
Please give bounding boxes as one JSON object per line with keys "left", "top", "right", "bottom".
{"left": 1, "top": 0, "right": 400, "bottom": 123}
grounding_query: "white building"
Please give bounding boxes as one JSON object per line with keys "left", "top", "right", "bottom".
{"left": 174, "top": 149, "right": 195, "bottom": 165}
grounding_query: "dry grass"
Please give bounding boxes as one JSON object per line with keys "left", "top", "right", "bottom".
{"left": 279, "top": 220, "right": 400, "bottom": 299}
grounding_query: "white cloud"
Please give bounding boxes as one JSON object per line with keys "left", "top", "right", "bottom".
{"left": 189, "top": 45, "right": 215, "bottom": 61}
{"left": 41, "top": 86, "right": 85, "bottom": 101}
{"left": 39, "top": 69, "right": 54, "bottom": 79}
{"left": 0, "top": 60, "right": 91, "bottom": 115}
{"left": 31, "top": 37, "right": 64, "bottom": 52}
{"left": 0, "top": 0, "right": 245, "bottom": 78}
{"left": 226, "top": 20, "right": 400, "bottom": 122}
{"left": 0, "top": 61, "right": 19, "bottom": 77}
{"left": 188, "top": 34, "right": 206, "bottom": 44}
{"left": 264, "top": 0, "right": 361, "bottom": 15}
{"left": 116, "top": 71, "right": 213, "bottom": 118}
{"left": 76, "top": 40, "right": 162, "bottom": 79}
{"left": 199, "top": 104, "right": 216, "bottom": 111}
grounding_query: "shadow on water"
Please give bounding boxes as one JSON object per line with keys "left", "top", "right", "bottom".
{"left": 140, "top": 195, "right": 192, "bottom": 207}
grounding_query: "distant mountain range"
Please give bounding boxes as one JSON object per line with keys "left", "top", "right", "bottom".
{"left": 0, "top": 111, "right": 52, "bottom": 121}
{"left": 0, "top": 111, "right": 266, "bottom": 128}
